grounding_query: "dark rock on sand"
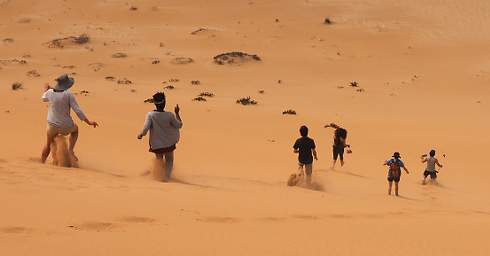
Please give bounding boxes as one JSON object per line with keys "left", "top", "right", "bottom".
{"left": 191, "top": 80, "right": 201, "bottom": 85}
{"left": 45, "top": 34, "right": 90, "bottom": 48}
{"left": 11, "top": 82, "right": 23, "bottom": 90}
{"left": 112, "top": 52, "right": 128, "bottom": 58}
{"left": 214, "top": 52, "right": 261, "bottom": 65}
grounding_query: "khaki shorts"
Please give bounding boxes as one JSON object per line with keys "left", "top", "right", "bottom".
{"left": 47, "top": 124, "right": 78, "bottom": 137}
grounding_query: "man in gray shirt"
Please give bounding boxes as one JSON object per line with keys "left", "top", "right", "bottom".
{"left": 41, "top": 74, "right": 98, "bottom": 163}
{"left": 138, "top": 92, "right": 182, "bottom": 181}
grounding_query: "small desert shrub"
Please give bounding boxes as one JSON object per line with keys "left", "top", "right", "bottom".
{"left": 236, "top": 97, "right": 258, "bottom": 105}
{"left": 282, "top": 109, "right": 297, "bottom": 115}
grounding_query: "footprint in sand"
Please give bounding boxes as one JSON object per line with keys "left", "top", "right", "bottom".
{"left": 259, "top": 217, "right": 287, "bottom": 222}
{"left": 328, "top": 214, "right": 351, "bottom": 219}
{"left": 119, "top": 216, "right": 155, "bottom": 223}
{"left": 292, "top": 214, "right": 319, "bottom": 220}
{"left": 69, "top": 222, "right": 117, "bottom": 232}
{"left": 196, "top": 216, "right": 239, "bottom": 223}
{"left": 1, "top": 226, "right": 31, "bottom": 234}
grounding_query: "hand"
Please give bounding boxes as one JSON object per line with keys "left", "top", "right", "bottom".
{"left": 314, "top": 156, "right": 318, "bottom": 160}
{"left": 89, "top": 121, "right": 99, "bottom": 128}
{"left": 137, "top": 134, "right": 143, "bottom": 140}
{"left": 174, "top": 104, "right": 180, "bottom": 115}
{"left": 43, "top": 83, "right": 51, "bottom": 91}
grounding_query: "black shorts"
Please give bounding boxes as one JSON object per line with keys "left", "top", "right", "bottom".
{"left": 387, "top": 176, "right": 400, "bottom": 182}
{"left": 423, "top": 170, "right": 437, "bottom": 179}
{"left": 333, "top": 146, "right": 344, "bottom": 161}
{"left": 150, "top": 144, "right": 176, "bottom": 154}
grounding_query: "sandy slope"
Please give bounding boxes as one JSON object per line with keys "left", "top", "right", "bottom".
{"left": 1, "top": 0, "right": 490, "bottom": 255}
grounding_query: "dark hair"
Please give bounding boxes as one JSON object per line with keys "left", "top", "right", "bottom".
{"left": 300, "top": 125, "right": 308, "bottom": 137}
{"left": 430, "top": 150, "right": 436, "bottom": 157}
{"left": 153, "top": 92, "right": 166, "bottom": 109}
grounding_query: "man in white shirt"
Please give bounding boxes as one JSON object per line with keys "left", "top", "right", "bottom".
{"left": 41, "top": 74, "right": 98, "bottom": 163}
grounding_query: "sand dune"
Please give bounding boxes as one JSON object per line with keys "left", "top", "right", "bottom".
{"left": 1, "top": 0, "right": 490, "bottom": 255}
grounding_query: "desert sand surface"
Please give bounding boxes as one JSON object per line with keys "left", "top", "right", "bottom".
{"left": 1, "top": 0, "right": 490, "bottom": 255}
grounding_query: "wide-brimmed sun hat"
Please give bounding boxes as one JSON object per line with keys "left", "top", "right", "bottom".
{"left": 54, "top": 74, "right": 74, "bottom": 91}
{"left": 392, "top": 152, "right": 401, "bottom": 158}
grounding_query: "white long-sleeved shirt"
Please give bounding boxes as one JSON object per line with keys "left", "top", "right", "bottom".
{"left": 139, "top": 111, "right": 182, "bottom": 150}
{"left": 42, "top": 89, "right": 87, "bottom": 129}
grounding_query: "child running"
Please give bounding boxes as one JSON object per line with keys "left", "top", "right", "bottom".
{"left": 138, "top": 92, "right": 182, "bottom": 182}
{"left": 41, "top": 74, "right": 99, "bottom": 163}
{"left": 421, "top": 149, "right": 443, "bottom": 185}
{"left": 293, "top": 125, "right": 318, "bottom": 185}
{"left": 384, "top": 152, "right": 409, "bottom": 196}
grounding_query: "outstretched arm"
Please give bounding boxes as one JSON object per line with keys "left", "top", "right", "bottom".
{"left": 313, "top": 149, "right": 318, "bottom": 160}
{"left": 70, "top": 94, "right": 98, "bottom": 127}
{"left": 403, "top": 166, "right": 410, "bottom": 174}
{"left": 436, "top": 159, "right": 443, "bottom": 168}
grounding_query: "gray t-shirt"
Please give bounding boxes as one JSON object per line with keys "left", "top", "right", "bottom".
{"left": 425, "top": 157, "right": 437, "bottom": 172}
{"left": 140, "top": 111, "right": 182, "bottom": 150}
{"left": 42, "top": 89, "right": 87, "bottom": 129}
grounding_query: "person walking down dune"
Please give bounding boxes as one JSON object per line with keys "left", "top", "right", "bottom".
{"left": 41, "top": 74, "right": 99, "bottom": 163}
{"left": 293, "top": 125, "right": 318, "bottom": 185}
{"left": 384, "top": 152, "right": 409, "bottom": 196}
{"left": 325, "top": 123, "right": 350, "bottom": 169}
{"left": 138, "top": 92, "right": 182, "bottom": 182}
{"left": 421, "top": 150, "right": 443, "bottom": 185}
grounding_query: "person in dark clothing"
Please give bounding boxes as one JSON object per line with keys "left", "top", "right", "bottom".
{"left": 293, "top": 125, "right": 318, "bottom": 185}
{"left": 325, "top": 123, "right": 350, "bottom": 169}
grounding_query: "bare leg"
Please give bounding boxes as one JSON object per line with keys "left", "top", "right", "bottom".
{"left": 68, "top": 126, "right": 79, "bottom": 161}
{"left": 332, "top": 159, "right": 337, "bottom": 169}
{"left": 395, "top": 182, "right": 399, "bottom": 196}
{"left": 41, "top": 133, "right": 56, "bottom": 163}
{"left": 340, "top": 159, "right": 344, "bottom": 167}
{"left": 422, "top": 176, "right": 427, "bottom": 185}
{"left": 305, "top": 164, "right": 313, "bottom": 185}
{"left": 153, "top": 153, "right": 165, "bottom": 182}
{"left": 51, "top": 137, "right": 58, "bottom": 165}
{"left": 388, "top": 181, "right": 393, "bottom": 195}
{"left": 164, "top": 151, "right": 174, "bottom": 180}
